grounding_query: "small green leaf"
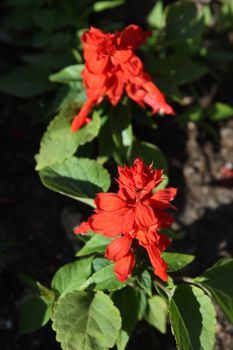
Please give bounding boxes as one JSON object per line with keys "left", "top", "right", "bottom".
{"left": 76, "top": 235, "right": 112, "bottom": 256}
{"left": 144, "top": 295, "right": 168, "bottom": 334}
{"left": 79, "top": 263, "right": 127, "bottom": 291}
{"left": 39, "top": 157, "right": 111, "bottom": 206}
{"left": 178, "top": 106, "right": 204, "bottom": 124}
{"left": 195, "top": 258, "right": 233, "bottom": 323}
{"left": 207, "top": 102, "right": 233, "bottom": 121}
{"left": 93, "top": 0, "right": 124, "bottom": 12}
{"left": 136, "top": 289, "right": 147, "bottom": 320}
{"left": 147, "top": 1, "right": 165, "bottom": 29}
{"left": 112, "top": 287, "right": 139, "bottom": 350}
{"left": 162, "top": 252, "right": 195, "bottom": 272}
{"left": 0, "top": 65, "right": 54, "bottom": 97}
{"left": 136, "top": 269, "right": 152, "bottom": 296}
{"left": 52, "top": 291, "right": 121, "bottom": 350}
{"left": 169, "top": 285, "right": 216, "bottom": 350}
{"left": 35, "top": 108, "right": 101, "bottom": 171}
{"left": 51, "top": 257, "right": 93, "bottom": 297}
{"left": 49, "top": 64, "right": 84, "bottom": 84}
{"left": 37, "top": 282, "right": 55, "bottom": 303}
{"left": 19, "top": 296, "right": 51, "bottom": 335}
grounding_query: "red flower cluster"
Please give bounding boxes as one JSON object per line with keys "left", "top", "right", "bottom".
{"left": 74, "top": 158, "right": 177, "bottom": 282}
{"left": 71, "top": 25, "right": 174, "bottom": 132}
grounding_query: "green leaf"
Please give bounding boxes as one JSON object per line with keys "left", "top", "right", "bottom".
{"left": 165, "top": 2, "right": 204, "bottom": 42}
{"left": 76, "top": 235, "right": 112, "bottom": 257}
{"left": 169, "top": 285, "right": 216, "bottom": 350}
{"left": 144, "top": 295, "right": 168, "bottom": 334}
{"left": 93, "top": 257, "right": 111, "bottom": 272}
{"left": 49, "top": 64, "right": 84, "bottom": 84}
{"left": 147, "top": 1, "right": 165, "bottom": 29}
{"left": 195, "top": 258, "right": 233, "bottom": 323}
{"left": 93, "top": 0, "right": 124, "bottom": 12}
{"left": 52, "top": 291, "right": 121, "bottom": 350}
{"left": 112, "top": 287, "right": 139, "bottom": 350}
{"left": 35, "top": 107, "right": 101, "bottom": 171}
{"left": 51, "top": 257, "right": 93, "bottom": 297}
{"left": 136, "top": 289, "right": 147, "bottom": 320}
{"left": 0, "top": 65, "right": 54, "bottom": 97}
{"left": 162, "top": 252, "right": 195, "bottom": 272}
{"left": 178, "top": 106, "right": 204, "bottom": 124}
{"left": 207, "top": 103, "right": 233, "bottom": 122}
{"left": 110, "top": 104, "right": 133, "bottom": 148}
{"left": 79, "top": 263, "right": 127, "bottom": 291}
{"left": 39, "top": 157, "right": 111, "bottom": 206}
{"left": 136, "top": 269, "right": 152, "bottom": 296}
{"left": 19, "top": 296, "right": 51, "bottom": 335}
{"left": 159, "top": 56, "right": 208, "bottom": 85}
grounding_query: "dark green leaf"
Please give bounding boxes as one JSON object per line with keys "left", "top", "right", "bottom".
{"left": 52, "top": 291, "right": 121, "bottom": 350}
{"left": 0, "top": 65, "right": 53, "bottom": 97}
{"left": 93, "top": 0, "right": 124, "bottom": 12}
{"left": 165, "top": 2, "right": 204, "bottom": 42}
{"left": 195, "top": 258, "right": 233, "bottom": 323}
{"left": 169, "top": 285, "right": 216, "bottom": 350}
{"left": 112, "top": 287, "right": 139, "bottom": 350}
{"left": 136, "top": 269, "right": 152, "bottom": 296}
{"left": 145, "top": 295, "right": 168, "bottom": 333}
{"left": 19, "top": 296, "right": 51, "bottom": 335}
{"left": 162, "top": 252, "right": 195, "bottom": 272}
{"left": 39, "top": 157, "right": 111, "bottom": 206}
{"left": 147, "top": 1, "right": 165, "bottom": 29}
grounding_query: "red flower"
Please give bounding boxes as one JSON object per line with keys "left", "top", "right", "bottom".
{"left": 74, "top": 158, "right": 177, "bottom": 282}
{"left": 71, "top": 25, "right": 174, "bottom": 132}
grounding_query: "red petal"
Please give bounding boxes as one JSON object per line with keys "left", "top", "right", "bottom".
{"left": 114, "top": 252, "right": 136, "bottom": 282}
{"left": 121, "top": 208, "right": 135, "bottom": 233}
{"left": 105, "top": 235, "right": 132, "bottom": 261}
{"left": 117, "top": 24, "right": 152, "bottom": 49}
{"left": 83, "top": 69, "right": 106, "bottom": 89}
{"left": 89, "top": 213, "right": 123, "bottom": 237}
{"left": 86, "top": 55, "right": 110, "bottom": 74}
{"left": 122, "top": 56, "right": 143, "bottom": 77}
{"left": 74, "top": 221, "right": 90, "bottom": 234}
{"left": 95, "top": 193, "right": 126, "bottom": 212}
{"left": 71, "top": 98, "right": 95, "bottom": 132}
{"left": 135, "top": 202, "right": 157, "bottom": 227}
{"left": 150, "top": 188, "right": 177, "bottom": 209}
{"left": 146, "top": 245, "right": 168, "bottom": 281}
{"left": 112, "top": 49, "right": 133, "bottom": 64}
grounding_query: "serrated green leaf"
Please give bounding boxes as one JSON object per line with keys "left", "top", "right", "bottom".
{"left": 52, "top": 291, "right": 121, "bottom": 350}
{"left": 19, "top": 296, "right": 51, "bottom": 335}
{"left": 93, "top": 0, "right": 124, "bottom": 12}
{"left": 169, "top": 285, "right": 216, "bottom": 350}
{"left": 162, "top": 252, "right": 195, "bottom": 272}
{"left": 79, "top": 263, "right": 127, "bottom": 291}
{"left": 112, "top": 286, "right": 139, "bottom": 350}
{"left": 76, "top": 235, "right": 112, "bottom": 257}
{"left": 39, "top": 157, "right": 111, "bottom": 206}
{"left": 207, "top": 103, "right": 233, "bottom": 122}
{"left": 195, "top": 258, "right": 233, "bottom": 323}
{"left": 0, "top": 65, "right": 54, "bottom": 97}
{"left": 144, "top": 295, "right": 168, "bottom": 334}
{"left": 51, "top": 257, "right": 93, "bottom": 297}
{"left": 35, "top": 108, "right": 101, "bottom": 171}
{"left": 49, "top": 64, "right": 84, "bottom": 84}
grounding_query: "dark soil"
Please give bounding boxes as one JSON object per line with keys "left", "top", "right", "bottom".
{"left": 0, "top": 101, "right": 233, "bottom": 349}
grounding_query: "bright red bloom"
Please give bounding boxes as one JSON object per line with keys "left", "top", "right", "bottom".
{"left": 71, "top": 25, "right": 174, "bottom": 132}
{"left": 74, "top": 158, "right": 177, "bottom": 282}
